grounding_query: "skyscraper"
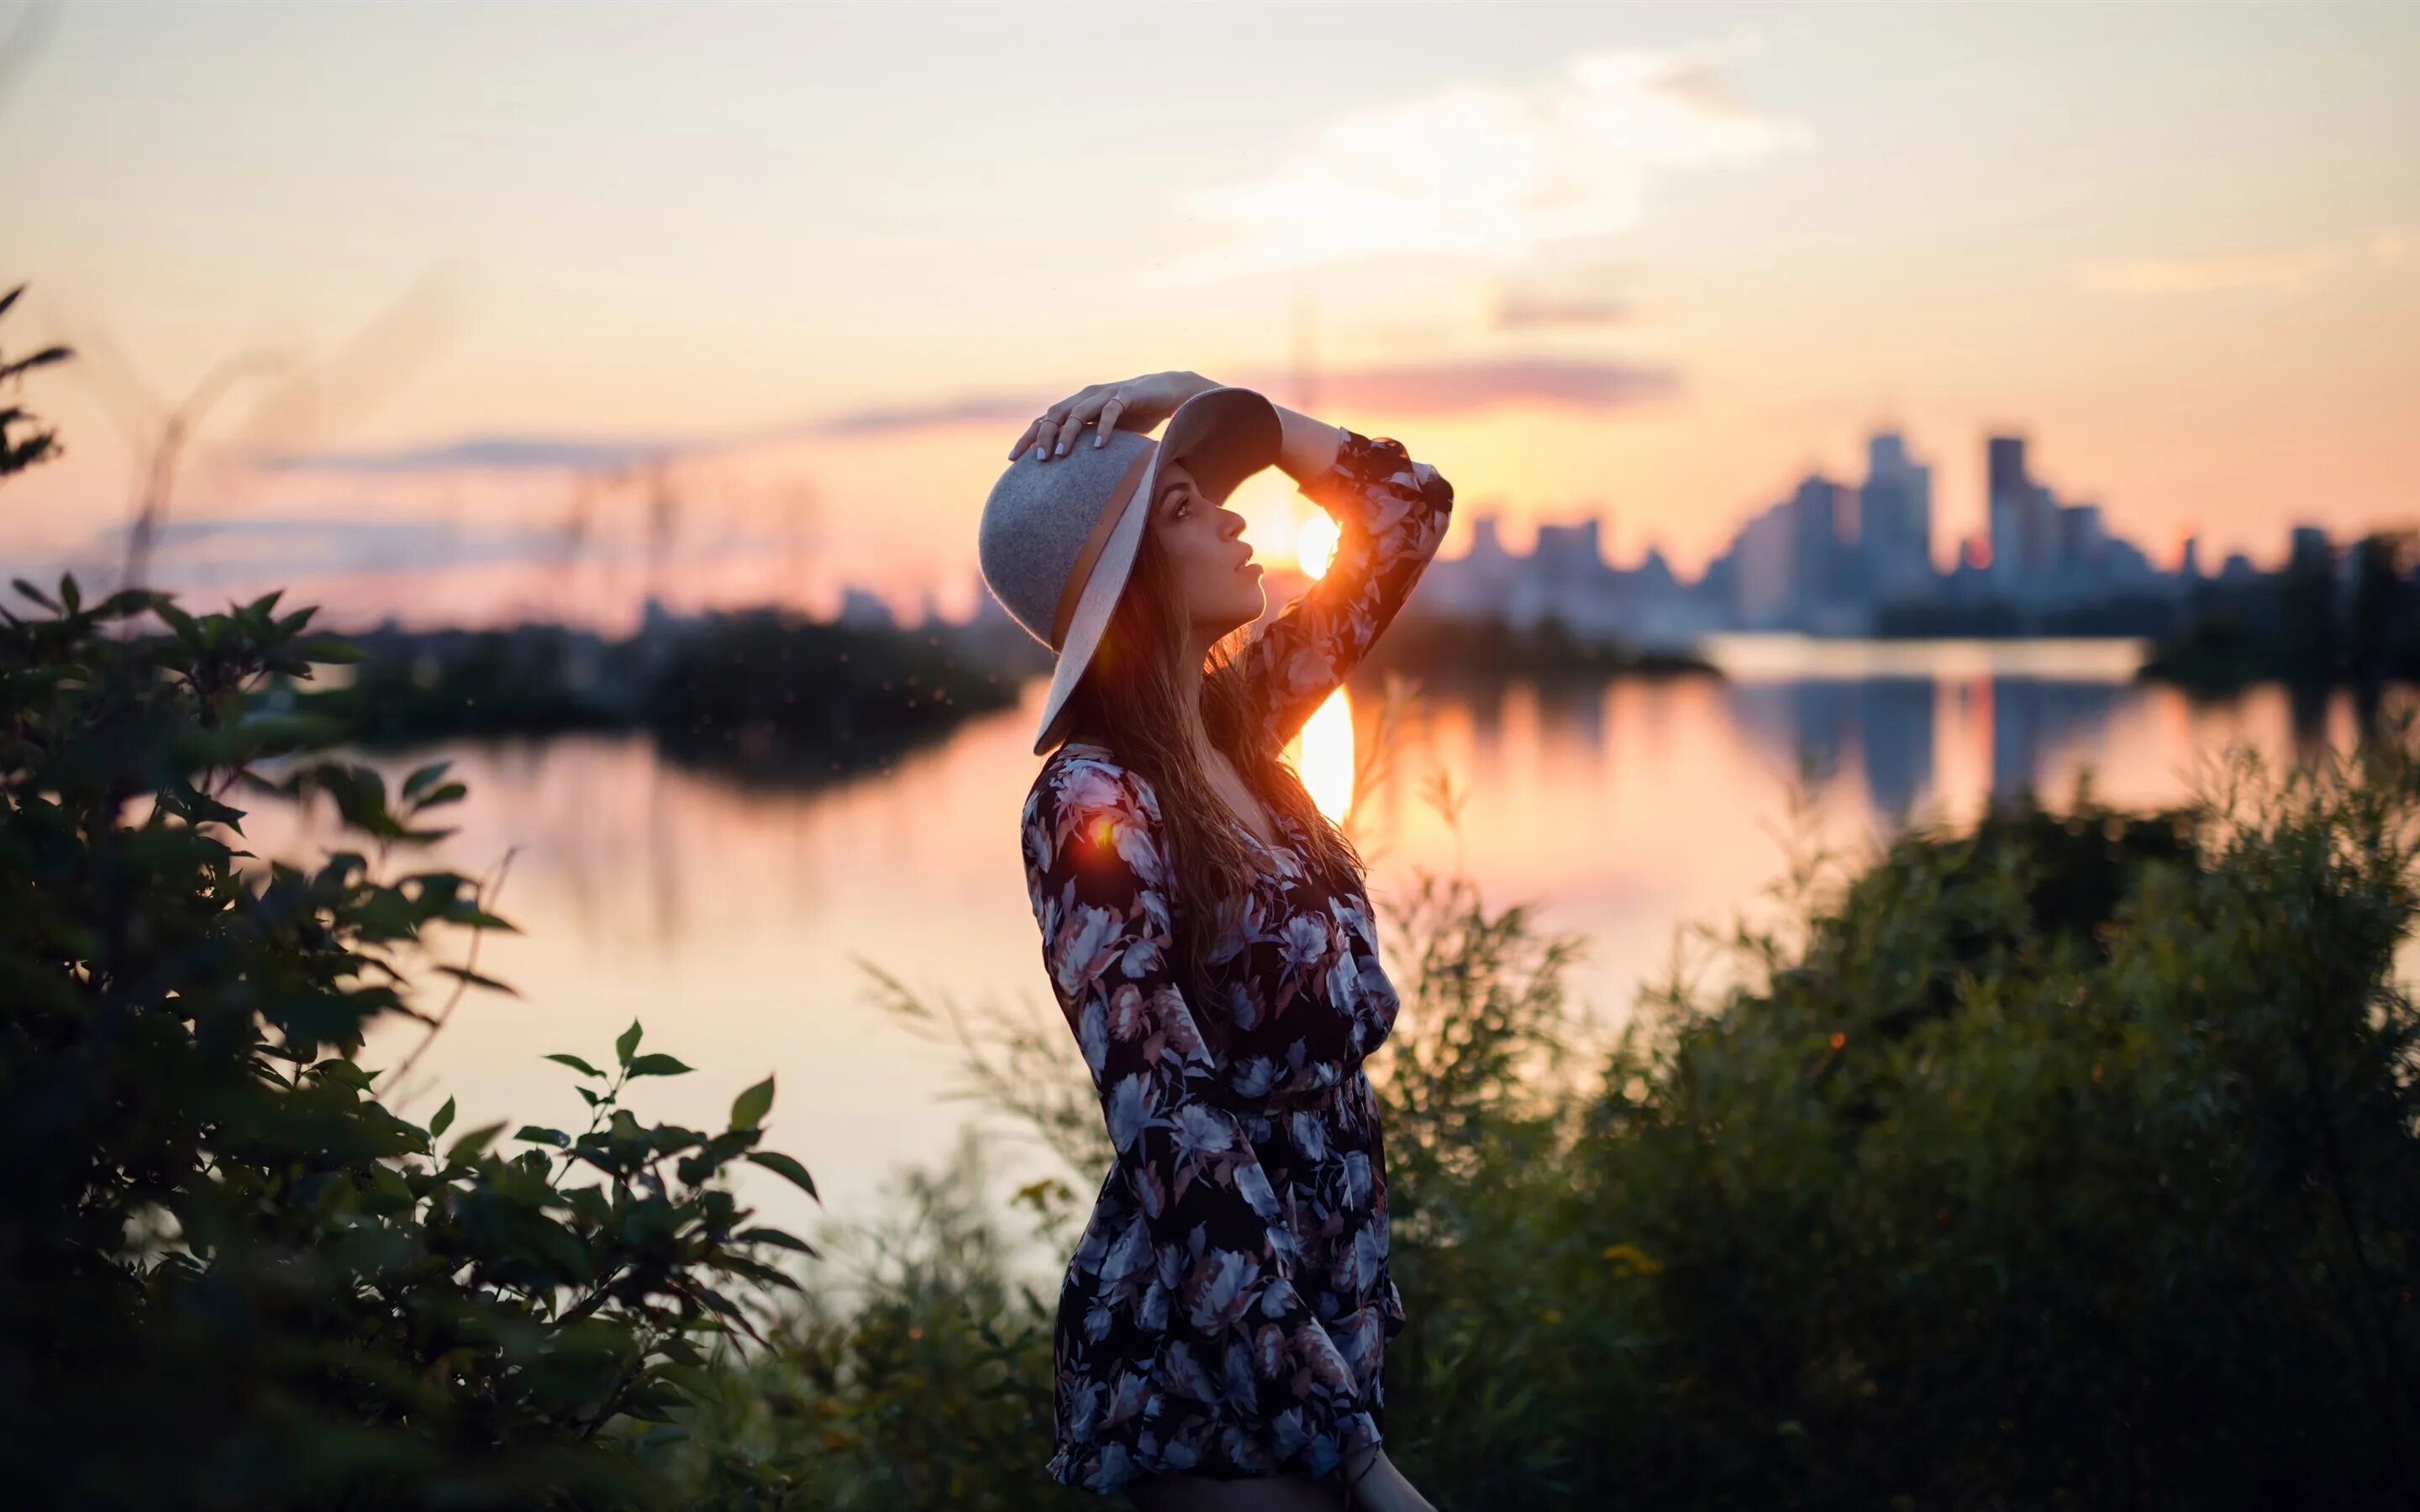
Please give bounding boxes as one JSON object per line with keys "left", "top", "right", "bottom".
{"left": 1732, "top": 499, "right": 1797, "bottom": 627}
{"left": 1986, "top": 434, "right": 2033, "bottom": 585}
{"left": 2059, "top": 502, "right": 2107, "bottom": 573}
{"left": 1859, "top": 431, "right": 1934, "bottom": 596}
{"left": 1789, "top": 474, "right": 1849, "bottom": 610}
{"left": 1987, "top": 435, "right": 2028, "bottom": 498}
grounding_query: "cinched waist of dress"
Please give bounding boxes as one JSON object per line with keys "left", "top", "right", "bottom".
{"left": 1198, "top": 1069, "right": 1363, "bottom": 1116}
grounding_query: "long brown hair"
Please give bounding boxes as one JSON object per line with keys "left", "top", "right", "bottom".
{"left": 1058, "top": 524, "right": 1366, "bottom": 1021}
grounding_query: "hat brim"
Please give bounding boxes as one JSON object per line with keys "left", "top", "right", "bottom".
{"left": 1030, "top": 386, "right": 1284, "bottom": 756}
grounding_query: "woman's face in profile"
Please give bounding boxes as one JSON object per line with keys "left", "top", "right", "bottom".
{"left": 1148, "top": 458, "right": 1265, "bottom": 642}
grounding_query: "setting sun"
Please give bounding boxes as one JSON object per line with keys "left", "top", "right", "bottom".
{"left": 1296, "top": 515, "right": 1341, "bottom": 580}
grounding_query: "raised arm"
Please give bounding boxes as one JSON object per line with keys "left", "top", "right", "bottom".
{"left": 1236, "top": 423, "right": 1455, "bottom": 751}
{"left": 1022, "top": 754, "right": 1384, "bottom": 1483}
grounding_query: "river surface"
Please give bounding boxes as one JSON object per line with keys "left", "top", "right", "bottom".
{"left": 231, "top": 638, "right": 2403, "bottom": 1246}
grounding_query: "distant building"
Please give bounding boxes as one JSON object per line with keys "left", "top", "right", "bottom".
{"left": 838, "top": 586, "right": 896, "bottom": 631}
{"left": 1858, "top": 432, "right": 1934, "bottom": 598}
{"left": 2056, "top": 501, "right": 2107, "bottom": 576}
{"left": 1732, "top": 498, "right": 1797, "bottom": 627}
{"left": 1511, "top": 517, "right": 1623, "bottom": 638}
{"left": 2289, "top": 524, "right": 2333, "bottom": 572}
{"left": 1792, "top": 475, "right": 1849, "bottom": 606}
{"left": 1986, "top": 435, "right": 2033, "bottom": 586}
{"left": 2025, "top": 483, "right": 2061, "bottom": 578}
{"left": 966, "top": 568, "right": 1019, "bottom": 633}
{"left": 1426, "top": 512, "right": 1520, "bottom": 620}
{"left": 1389, "top": 420, "right": 2199, "bottom": 640}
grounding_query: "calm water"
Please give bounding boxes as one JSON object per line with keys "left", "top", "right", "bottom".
{"left": 234, "top": 638, "right": 2403, "bottom": 1242}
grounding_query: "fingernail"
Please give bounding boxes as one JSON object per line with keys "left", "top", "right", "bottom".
{"left": 1093, "top": 433, "right": 1103, "bottom": 448}
{"left": 1055, "top": 439, "right": 1066, "bottom": 454}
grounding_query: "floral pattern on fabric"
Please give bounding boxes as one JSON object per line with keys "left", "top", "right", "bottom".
{"left": 1019, "top": 429, "right": 1454, "bottom": 1495}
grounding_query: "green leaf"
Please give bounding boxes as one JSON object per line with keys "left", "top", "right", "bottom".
{"left": 429, "top": 1095, "right": 456, "bottom": 1140}
{"left": 734, "top": 1225, "right": 815, "bottom": 1255}
{"left": 625, "top": 1053, "right": 693, "bottom": 1078}
{"left": 729, "top": 1074, "right": 776, "bottom": 1131}
{"left": 515, "top": 1124, "right": 571, "bottom": 1147}
{"left": 155, "top": 600, "right": 203, "bottom": 648}
{"left": 545, "top": 1053, "right": 605, "bottom": 1078}
{"left": 445, "top": 1120, "right": 508, "bottom": 1165}
{"left": 293, "top": 634, "right": 365, "bottom": 663}
{"left": 436, "top": 963, "right": 519, "bottom": 996}
{"left": 615, "top": 1019, "right": 643, "bottom": 1066}
{"left": 744, "top": 1150, "right": 819, "bottom": 1201}
{"left": 402, "top": 759, "right": 454, "bottom": 801}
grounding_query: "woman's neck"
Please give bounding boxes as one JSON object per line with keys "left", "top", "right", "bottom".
{"left": 1171, "top": 627, "right": 1219, "bottom": 768}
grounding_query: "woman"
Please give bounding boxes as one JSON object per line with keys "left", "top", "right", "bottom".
{"left": 977, "top": 370, "right": 1453, "bottom": 1511}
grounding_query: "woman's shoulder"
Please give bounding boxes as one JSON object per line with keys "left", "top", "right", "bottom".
{"left": 1024, "top": 739, "right": 1165, "bottom": 831}
{"left": 1022, "top": 741, "right": 1177, "bottom": 899}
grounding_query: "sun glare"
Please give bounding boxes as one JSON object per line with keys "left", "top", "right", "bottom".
{"left": 1286, "top": 686, "right": 1355, "bottom": 823}
{"left": 1296, "top": 515, "right": 1340, "bottom": 580}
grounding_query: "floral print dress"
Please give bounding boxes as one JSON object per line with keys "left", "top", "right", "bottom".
{"left": 1018, "top": 429, "right": 1455, "bottom": 1495}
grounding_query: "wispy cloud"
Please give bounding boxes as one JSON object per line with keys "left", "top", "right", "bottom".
{"left": 2080, "top": 248, "right": 2335, "bottom": 296}
{"left": 250, "top": 394, "right": 1048, "bottom": 476}
{"left": 1242, "top": 357, "right": 1677, "bottom": 416}
{"left": 43, "top": 513, "right": 573, "bottom": 580}
{"left": 7, "top": 511, "right": 789, "bottom": 599}
{"left": 809, "top": 394, "right": 1042, "bottom": 436}
{"left": 1491, "top": 289, "right": 1631, "bottom": 332}
{"left": 2080, "top": 231, "right": 2412, "bottom": 296}
{"left": 249, "top": 357, "right": 1673, "bottom": 479}
{"left": 1135, "top": 49, "right": 1807, "bottom": 292}
{"left": 250, "top": 435, "right": 697, "bottom": 475}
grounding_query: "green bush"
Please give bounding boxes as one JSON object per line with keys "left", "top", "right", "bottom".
{"left": 0, "top": 299, "right": 818, "bottom": 1509}
{"left": 642, "top": 1133, "right": 1086, "bottom": 1512}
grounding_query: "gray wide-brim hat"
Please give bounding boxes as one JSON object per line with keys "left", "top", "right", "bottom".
{"left": 977, "top": 386, "right": 1283, "bottom": 756}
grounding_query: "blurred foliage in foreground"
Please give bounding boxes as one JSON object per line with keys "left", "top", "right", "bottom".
{"left": 0, "top": 307, "right": 818, "bottom": 1510}
{"left": 681, "top": 731, "right": 2420, "bottom": 1510}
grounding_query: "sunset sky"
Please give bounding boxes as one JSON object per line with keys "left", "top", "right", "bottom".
{"left": 3, "top": 1, "right": 2416, "bottom": 628}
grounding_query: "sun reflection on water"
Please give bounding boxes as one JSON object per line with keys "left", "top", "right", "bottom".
{"left": 1287, "top": 687, "right": 1354, "bottom": 822}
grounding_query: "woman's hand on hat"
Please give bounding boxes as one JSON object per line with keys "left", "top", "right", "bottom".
{"left": 1008, "top": 370, "right": 1217, "bottom": 463}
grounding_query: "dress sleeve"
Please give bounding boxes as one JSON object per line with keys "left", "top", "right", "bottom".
{"left": 1236, "top": 428, "right": 1455, "bottom": 750}
{"left": 1023, "top": 756, "right": 1384, "bottom": 1475}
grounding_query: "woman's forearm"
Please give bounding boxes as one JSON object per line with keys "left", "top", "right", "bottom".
{"left": 1267, "top": 399, "right": 1346, "bottom": 486}
{"left": 1165, "top": 371, "right": 1340, "bottom": 485}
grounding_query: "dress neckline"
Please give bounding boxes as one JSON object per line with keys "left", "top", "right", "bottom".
{"left": 1228, "top": 806, "right": 1288, "bottom": 856}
